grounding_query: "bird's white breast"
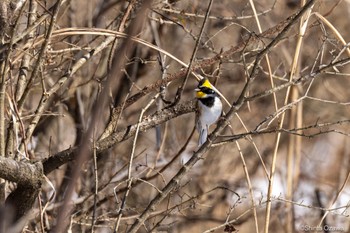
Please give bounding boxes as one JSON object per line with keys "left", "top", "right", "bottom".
{"left": 198, "top": 97, "right": 222, "bottom": 126}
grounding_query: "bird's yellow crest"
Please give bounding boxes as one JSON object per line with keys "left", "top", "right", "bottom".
{"left": 199, "top": 79, "right": 212, "bottom": 89}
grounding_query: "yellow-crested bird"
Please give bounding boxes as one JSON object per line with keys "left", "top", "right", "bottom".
{"left": 195, "top": 78, "right": 222, "bottom": 146}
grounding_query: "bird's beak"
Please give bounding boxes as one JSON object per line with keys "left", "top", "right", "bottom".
{"left": 195, "top": 88, "right": 200, "bottom": 92}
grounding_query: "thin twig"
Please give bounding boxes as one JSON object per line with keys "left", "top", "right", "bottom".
{"left": 0, "top": 0, "right": 28, "bottom": 158}
{"left": 107, "top": 0, "right": 137, "bottom": 71}
{"left": 5, "top": 0, "right": 37, "bottom": 159}
{"left": 317, "top": 171, "right": 350, "bottom": 228}
{"left": 17, "top": 0, "right": 64, "bottom": 111}
{"left": 158, "top": 1, "right": 277, "bottom": 21}
{"left": 235, "top": 139, "right": 259, "bottom": 233}
{"left": 113, "top": 93, "right": 159, "bottom": 232}
{"left": 17, "top": 0, "right": 65, "bottom": 155}
{"left": 91, "top": 135, "right": 98, "bottom": 233}
{"left": 172, "top": 0, "right": 214, "bottom": 105}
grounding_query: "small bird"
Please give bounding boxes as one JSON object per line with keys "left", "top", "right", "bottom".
{"left": 195, "top": 78, "right": 223, "bottom": 146}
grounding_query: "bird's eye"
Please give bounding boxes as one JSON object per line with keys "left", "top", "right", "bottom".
{"left": 199, "top": 87, "right": 215, "bottom": 94}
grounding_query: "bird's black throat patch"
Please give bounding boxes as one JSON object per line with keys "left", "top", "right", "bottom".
{"left": 199, "top": 96, "right": 215, "bottom": 107}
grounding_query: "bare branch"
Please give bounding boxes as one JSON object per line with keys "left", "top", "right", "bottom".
{"left": 42, "top": 100, "right": 196, "bottom": 175}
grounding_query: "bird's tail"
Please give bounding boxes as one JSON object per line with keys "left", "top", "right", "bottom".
{"left": 198, "top": 127, "right": 208, "bottom": 147}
